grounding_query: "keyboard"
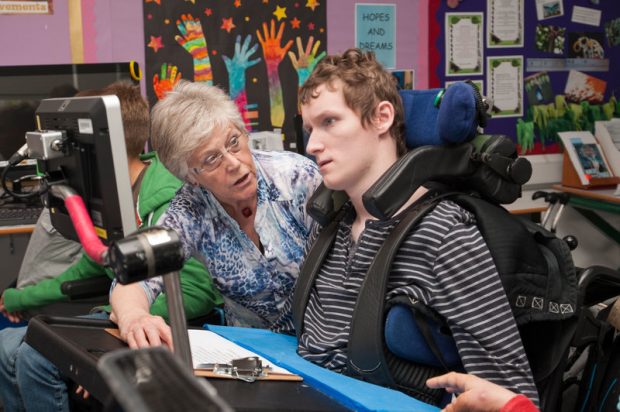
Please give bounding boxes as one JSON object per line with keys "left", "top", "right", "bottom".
{"left": 0, "top": 206, "right": 43, "bottom": 226}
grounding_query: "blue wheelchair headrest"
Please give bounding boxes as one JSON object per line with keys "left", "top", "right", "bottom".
{"left": 400, "top": 82, "right": 482, "bottom": 149}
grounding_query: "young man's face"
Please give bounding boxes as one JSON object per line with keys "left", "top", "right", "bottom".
{"left": 301, "top": 80, "right": 382, "bottom": 194}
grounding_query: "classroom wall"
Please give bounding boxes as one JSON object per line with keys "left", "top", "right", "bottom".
{"left": 430, "top": 0, "right": 620, "bottom": 151}
{"left": 0, "top": 1, "right": 145, "bottom": 69}
{"left": 327, "top": 0, "right": 429, "bottom": 89}
{"left": 0, "top": 0, "right": 428, "bottom": 88}
{"left": 1, "top": 1, "right": 617, "bottom": 270}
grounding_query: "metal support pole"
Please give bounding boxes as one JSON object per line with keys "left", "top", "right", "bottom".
{"left": 163, "top": 270, "right": 193, "bottom": 371}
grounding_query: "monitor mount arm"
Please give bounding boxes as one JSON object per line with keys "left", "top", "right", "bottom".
{"left": 48, "top": 183, "right": 193, "bottom": 372}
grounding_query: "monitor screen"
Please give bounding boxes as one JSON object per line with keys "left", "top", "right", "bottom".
{"left": 0, "top": 63, "right": 139, "bottom": 170}
{"left": 32, "top": 95, "right": 137, "bottom": 244}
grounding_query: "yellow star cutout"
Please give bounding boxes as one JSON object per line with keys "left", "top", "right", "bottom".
{"left": 306, "top": 0, "right": 319, "bottom": 11}
{"left": 273, "top": 5, "right": 287, "bottom": 21}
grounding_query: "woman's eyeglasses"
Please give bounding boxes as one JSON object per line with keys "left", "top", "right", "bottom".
{"left": 193, "top": 133, "right": 246, "bottom": 174}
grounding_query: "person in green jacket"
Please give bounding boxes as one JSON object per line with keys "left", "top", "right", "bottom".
{"left": 0, "top": 150, "right": 222, "bottom": 321}
{"left": 0, "top": 81, "right": 223, "bottom": 412}
{"left": 0, "top": 151, "right": 222, "bottom": 322}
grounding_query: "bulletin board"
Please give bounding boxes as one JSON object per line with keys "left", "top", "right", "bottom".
{"left": 429, "top": 0, "right": 620, "bottom": 156}
{"left": 143, "top": 0, "right": 327, "bottom": 149}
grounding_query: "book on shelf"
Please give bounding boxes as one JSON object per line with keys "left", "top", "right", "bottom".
{"left": 595, "top": 120, "right": 620, "bottom": 195}
{"left": 558, "top": 130, "right": 619, "bottom": 189}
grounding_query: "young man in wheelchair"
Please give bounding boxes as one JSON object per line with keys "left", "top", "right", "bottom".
{"left": 295, "top": 48, "right": 539, "bottom": 406}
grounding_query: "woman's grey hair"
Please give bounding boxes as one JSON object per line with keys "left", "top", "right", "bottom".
{"left": 150, "top": 80, "right": 246, "bottom": 180}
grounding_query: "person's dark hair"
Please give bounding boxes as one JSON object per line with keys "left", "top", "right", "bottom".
{"left": 48, "top": 84, "right": 78, "bottom": 98}
{"left": 0, "top": 102, "right": 37, "bottom": 160}
{"left": 299, "top": 48, "right": 406, "bottom": 156}
{"left": 101, "top": 81, "right": 149, "bottom": 158}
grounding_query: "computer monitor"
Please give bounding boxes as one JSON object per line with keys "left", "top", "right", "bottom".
{"left": 0, "top": 63, "right": 139, "bottom": 177}
{"left": 30, "top": 95, "right": 137, "bottom": 244}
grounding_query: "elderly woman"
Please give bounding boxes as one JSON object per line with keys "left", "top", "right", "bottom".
{"left": 110, "top": 81, "right": 321, "bottom": 347}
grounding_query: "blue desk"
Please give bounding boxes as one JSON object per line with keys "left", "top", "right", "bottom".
{"left": 208, "top": 325, "right": 438, "bottom": 412}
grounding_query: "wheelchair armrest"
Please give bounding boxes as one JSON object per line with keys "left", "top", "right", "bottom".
{"left": 61, "top": 276, "right": 112, "bottom": 300}
{"left": 578, "top": 265, "right": 620, "bottom": 307}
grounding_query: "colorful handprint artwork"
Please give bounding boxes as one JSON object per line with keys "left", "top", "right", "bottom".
{"left": 153, "top": 63, "right": 182, "bottom": 100}
{"left": 256, "top": 19, "right": 293, "bottom": 128}
{"left": 175, "top": 14, "right": 213, "bottom": 84}
{"left": 143, "top": 0, "right": 326, "bottom": 147}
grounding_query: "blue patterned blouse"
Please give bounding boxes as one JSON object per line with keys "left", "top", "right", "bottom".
{"left": 141, "top": 150, "right": 321, "bottom": 333}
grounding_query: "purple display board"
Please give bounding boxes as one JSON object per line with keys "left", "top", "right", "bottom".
{"left": 431, "top": 0, "right": 620, "bottom": 155}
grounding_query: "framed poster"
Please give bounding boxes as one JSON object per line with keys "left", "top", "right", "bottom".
{"left": 487, "top": 55, "right": 523, "bottom": 117}
{"left": 445, "top": 13, "right": 484, "bottom": 76}
{"left": 558, "top": 131, "right": 613, "bottom": 185}
{"left": 487, "top": 0, "right": 523, "bottom": 48}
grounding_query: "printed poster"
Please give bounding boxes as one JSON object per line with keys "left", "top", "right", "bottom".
{"left": 355, "top": 4, "right": 396, "bottom": 69}
{"left": 143, "top": 0, "right": 327, "bottom": 149}
{"left": 535, "top": 24, "right": 566, "bottom": 55}
{"left": 0, "top": 0, "right": 52, "bottom": 14}
{"left": 524, "top": 71, "right": 553, "bottom": 107}
{"left": 445, "top": 13, "right": 484, "bottom": 76}
{"left": 535, "top": 0, "right": 564, "bottom": 21}
{"left": 487, "top": 0, "right": 523, "bottom": 48}
{"left": 487, "top": 55, "right": 523, "bottom": 117}
{"left": 564, "top": 70, "right": 606, "bottom": 104}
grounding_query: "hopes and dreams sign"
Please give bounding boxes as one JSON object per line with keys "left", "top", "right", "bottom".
{"left": 355, "top": 3, "right": 396, "bottom": 68}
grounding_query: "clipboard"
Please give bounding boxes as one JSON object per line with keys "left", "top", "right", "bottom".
{"left": 104, "top": 328, "right": 303, "bottom": 382}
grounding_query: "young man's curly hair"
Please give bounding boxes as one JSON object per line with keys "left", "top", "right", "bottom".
{"left": 299, "top": 48, "right": 406, "bottom": 156}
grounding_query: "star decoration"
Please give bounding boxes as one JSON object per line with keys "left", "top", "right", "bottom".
{"left": 290, "top": 17, "right": 301, "bottom": 29}
{"left": 307, "top": 22, "right": 315, "bottom": 30}
{"left": 221, "top": 17, "right": 236, "bottom": 33}
{"left": 145, "top": 0, "right": 160, "bottom": 5}
{"left": 164, "top": 18, "right": 170, "bottom": 24}
{"left": 319, "top": 27, "right": 324, "bottom": 33}
{"left": 184, "top": 0, "right": 195, "bottom": 4}
{"left": 204, "top": 8, "right": 213, "bottom": 16}
{"left": 147, "top": 36, "right": 163, "bottom": 53}
{"left": 306, "top": 0, "right": 319, "bottom": 11}
{"left": 252, "top": 78, "right": 258, "bottom": 83}
{"left": 273, "top": 5, "right": 287, "bottom": 21}
{"left": 245, "top": 16, "right": 250, "bottom": 22}
{"left": 234, "top": 0, "right": 241, "bottom": 7}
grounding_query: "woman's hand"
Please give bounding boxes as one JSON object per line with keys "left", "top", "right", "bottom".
{"left": 114, "top": 308, "right": 173, "bottom": 350}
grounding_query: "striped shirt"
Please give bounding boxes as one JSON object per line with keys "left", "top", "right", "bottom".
{"left": 298, "top": 200, "right": 539, "bottom": 403}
